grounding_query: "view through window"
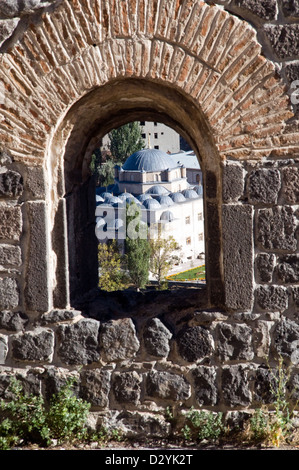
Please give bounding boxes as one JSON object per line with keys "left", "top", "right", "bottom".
{"left": 90, "top": 121, "right": 205, "bottom": 292}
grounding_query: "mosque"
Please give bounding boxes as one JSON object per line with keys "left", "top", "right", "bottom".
{"left": 95, "top": 148, "right": 205, "bottom": 263}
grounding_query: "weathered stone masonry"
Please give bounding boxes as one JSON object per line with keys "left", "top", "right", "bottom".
{"left": 0, "top": 0, "right": 299, "bottom": 436}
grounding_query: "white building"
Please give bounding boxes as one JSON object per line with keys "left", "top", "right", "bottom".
{"left": 139, "top": 121, "right": 181, "bottom": 153}
{"left": 95, "top": 148, "right": 204, "bottom": 263}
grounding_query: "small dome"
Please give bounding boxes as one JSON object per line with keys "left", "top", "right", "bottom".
{"left": 146, "top": 185, "right": 169, "bottom": 195}
{"left": 109, "top": 195, "right": 122, "bottom": 205}
{"left": 183, "top": 189, "right": 198, "bottom": 199}
{"left": 95, "top": 195, "right": 104, "bottom": 205}
{"left": 122, "top": 148, "right": 176, "bottom": 172}
{"left": 142, "top": 198, "right": 161, "bottom": 210}
{"left": 157, "top": 195, "right": 174, "bottom": 207}
{"left": 160, "top": 210, "right": 174, "bottom": 222}
{"left": 118, "top": 192, "right": 134, "bottom": 200}
{"left": 192, "top": 185, "right": 203, "bottom": 196}
{"left": 137, "top": 193, "right": 153, "bottom": 202}
{"left": 170, "top": 192, "right": 186, "bottom": 203}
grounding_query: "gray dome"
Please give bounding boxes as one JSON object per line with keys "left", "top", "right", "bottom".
{"left": 137, "top": 193, "right": 153, "bottom": 202}
{"left": 146, "top": 185, "right": 169, "bottom": 195}
{"left": 192, "top": 185, "right": 203, "bottom": 196}
{"left": 118, "top": 192, "right": 134, "bottom": 200}
{"left": 183, "top": 189, "right": 198, "bottom": 199}
{"left": 170, "top": 192, "right": 186, "bottom": 203}
{"left": 142, "top": 198, "right": 161, "bottom": 210}
{"left": 160, "top": 210, "right": 174, "bottom": 222}
{"left": 122, "top": 148, "right": 175, "bottom": 172}
{"left": 95, "top": 194, "right": 104, "bottom": 205}
{"left": 157, "top": 195, "right": 174, "bottom": 206}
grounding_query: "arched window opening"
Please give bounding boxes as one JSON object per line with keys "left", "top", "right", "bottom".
{"left": 92, "top": 121, "right": 206, "bottom": 294}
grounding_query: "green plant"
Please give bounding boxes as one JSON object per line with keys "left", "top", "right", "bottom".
{"left": 184, "top": 409, "right": 225, "bottom": 443}
{"left": 46, "top": 377, "right": 91, "bottom": 442}
{"left": 0, "top": 377, "right": 91, "bottom": 450}
{"left": 248, "top": 358, "right": 295, "bottom": 447}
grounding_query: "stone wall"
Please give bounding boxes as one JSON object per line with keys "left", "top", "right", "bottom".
{"left": 0, "top": 0, "right": 299, "bottom": 438}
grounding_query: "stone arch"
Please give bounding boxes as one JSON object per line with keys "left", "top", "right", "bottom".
{"left": 0, "top": 0, "right": 295, "bottom": 313}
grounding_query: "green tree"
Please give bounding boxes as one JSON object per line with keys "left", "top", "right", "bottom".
{"left": 109, "top": 122, "right": 145, "bottom": 163}
{"left": 98, "top": 240, "right": 127, "bottom": 291}
{"left": 124, "top": 202, "right": 150, "bottom": 291}
{"left": 90, "top": 148, "right": 117, "bottom": 187}
{"left": 150, "top": 234, "right": 181, "bottom": 288}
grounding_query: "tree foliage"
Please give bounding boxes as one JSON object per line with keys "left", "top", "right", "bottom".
{"left": 109, "top": 122, "right": 145, "bottom": 163}
{"left": 98, "top": 240, "right": 127, "bottom": 291}
{"left": 124, "top": 202, "right": 150, "bottom": 291}
{"left": 150, "top": 234, "right": 181, "bottom": 287}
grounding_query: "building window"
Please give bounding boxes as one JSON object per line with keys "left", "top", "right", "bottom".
{"left": 154, "top": 145, "right": 159, "bottom": 149}
{"left": 154, "top": 122, "right": 157, "bottom": 126}
{"left": 140, "top": 121, "right": 145, "bottom": 126}
{"left": 198, "top": 233, "right": 203, "bottom": 241}
{"left": 198, "top": 212, "right": 203, "bottom": 221}
{"left": 154, "top": 133, "right": 158, "bottom": 139}
{"left": 185, "top": 216, "right": 190, "bottom": 224}
{"left": 186, "top": 237, "right": 191, "bottom": 245}
{"left": 142, "top": 133, "right": 146, "bottom": 139}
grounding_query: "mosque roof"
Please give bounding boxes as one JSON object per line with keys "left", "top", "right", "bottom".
{"left": 121, "top": 148, "right": 177, "bottom": 172}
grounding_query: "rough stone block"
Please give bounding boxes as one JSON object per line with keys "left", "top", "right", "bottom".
{"left": 80, "top": 369, "right": 111, "bottom": 407}
{"left": 247, "top": 168, "right": 281, "bottom": 204}
{"left": 273, "top": 318, "right": 299, "bottom": 364}
{"left": 234, "top": 0, "right": 278, "bottom": 20}
{"left": 146, "top": 371, "right": 190, "bottom": 401}
{"left": 254, "top": 320, "right": 272, "bottom": 358}
{"left": 257, "top": 206, "right": 297, "bottom": 251}
{"left": 57, "top": 319, "right": 100, "bottom": 365}
{"left": 113, "top": 371, "right": 142, "bottom": 405}
{"left": 222, "top": 162, "right": 244, "bottom": 203}
{"left": 222, "top": 365, "right": 252, "bottom": 407}
{"left": 281, "top": 167, "right": 299, "bottom": 204}
{"left": 0, "top": 170, "right": 23, "bottom": 197}
{"left": 222, "top": 204, "right": 253, "bottom": 310}
{"left": 40, "top": 308, "right": 81, "bottom": 325}
{"left": 217, "top": 322, "right": 254, "bottom": 361}
{"left": 176, "top": 325, "right": 214, "bottom": 362}
{"left": 256, "top": 285, "right": 289, "bottom": 311}
{"left": 254, "top": 367, "right": 277, "bottom": 404}
{"left": 282, "top": 0, "right": 299, "bottom": 17}
{"left": 100, "top": 318, "right": 140, "bottom": 362}
{"left": 0, "top": 243, "right": 21, "bottom": 268}
{"left": 0, "top": 277, "right": 19, "bottom": 309}
{"left": 0, "top": 204, "right": 22, "bottom": 241}
{"left": 255, "top": 253, "right": 275, "bottom": 283}
{"left": 276, "top": 254, "right": 299, "bottom": 283}
{"left": 25, "top": 165, "right": 45, "bottom": 199}
{"left": 0, "top": 334, "right": 8, "bottom": 364}
{"left": 143, "top": 318, "right": 172, "bottom": 358}
{"left": 12, "top": 327, "right": 54, "bottom": 362}
{"left": 0, "top": 310, "right": 28, "bottom": 331}
{"left": 192, "top": 366, "right": 218, "bottom": 406}
{"left": 264, "top": 24, "right": 299, "bottom": 60}
{"left": 24, "top": 202, "right": 50, "bottom": 312}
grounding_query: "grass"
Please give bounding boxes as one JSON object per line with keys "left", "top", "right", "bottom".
{"left": 167, "top": 265, "right": 205, "bottom": 281}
